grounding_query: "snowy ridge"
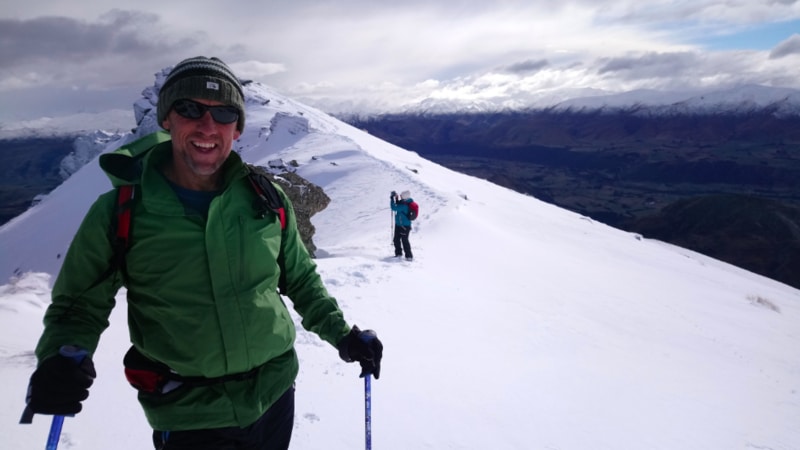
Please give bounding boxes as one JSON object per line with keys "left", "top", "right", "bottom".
{"left": 0, "top": 73, "right": 798, "bottom": 449}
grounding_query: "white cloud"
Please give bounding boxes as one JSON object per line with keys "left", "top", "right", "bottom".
{"left": 0, "top": 72, "right": 52, "bottom": 91}
{"left": 2, "top": 1, "right": 800, "bottom": 119}
{"left": 230, "top": 60, "right": 287, "bottom": 79}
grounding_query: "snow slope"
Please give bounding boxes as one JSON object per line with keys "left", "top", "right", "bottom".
{"left": 0, "top": 77, "right": 798, "bottom": 450}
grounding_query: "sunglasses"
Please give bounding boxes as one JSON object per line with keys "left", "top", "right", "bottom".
{"left": 172, "top": 99, "right": 239, "bottom": 124}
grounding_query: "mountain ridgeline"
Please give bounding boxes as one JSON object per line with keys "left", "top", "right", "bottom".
{"left": 345, "top": 106, "right": 800, "bottom": 289}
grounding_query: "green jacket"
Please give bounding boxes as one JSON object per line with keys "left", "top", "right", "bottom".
{"left": 35, "top": 131, "right": 351, "bottom": 430}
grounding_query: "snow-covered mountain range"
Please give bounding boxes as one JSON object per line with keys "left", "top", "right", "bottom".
{"left": 372, "top": 84, "right": 800, "bottom": 118}
{"left": 4, "top": 84, "right": 800, "bottom": 140}
{"left": 1, "top": 70, "right": 798, "bottom": 449}
{"left": 554, "top": 84, "right": 800, "bottom": 117}
{"left": 0, "top": 109, "right": 134, "bottom": 140}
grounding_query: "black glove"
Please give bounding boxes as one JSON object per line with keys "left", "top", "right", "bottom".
{"left": 390, "top": 191, "right": 397, "bottom": 202}
{"left": 338, "top": 325, "right": 383, "bottom": 379}
{"left": 25, "top": 350, "right": 96, "bottom": 416}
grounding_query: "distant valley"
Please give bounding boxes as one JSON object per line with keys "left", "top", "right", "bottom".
{"left": 0, "top": 137, "right": 76, "bottom": 225}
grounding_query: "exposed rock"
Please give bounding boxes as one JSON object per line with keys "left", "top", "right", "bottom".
{"left": 267, "top": 159, "right": 297, "bottom": 173}
{"left": 59, "top": 130, "right": 124, "bottom": 180}
{"left": 257, "top": 169, "right": 330, "bottom": 257}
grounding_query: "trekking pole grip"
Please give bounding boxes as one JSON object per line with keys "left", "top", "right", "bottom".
{"left": 46, "top": 346, "right": 89, "bottom": 450}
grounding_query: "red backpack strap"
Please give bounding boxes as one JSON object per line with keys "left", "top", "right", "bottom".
{"left": 109, "top": 185, "right": 135, "bottom": 283}
{"left": 246, "top": 165, "right": 287, "bottom": 230}
{"left": 116, "top": 185, "right": 135, "bottom": 246}
{"left": 84, "top": 184, "right": 136, "bottom": 290}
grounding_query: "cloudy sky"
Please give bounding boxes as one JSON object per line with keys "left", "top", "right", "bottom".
{"left": 2, "top": 0, "right": 800, "bottom": 122}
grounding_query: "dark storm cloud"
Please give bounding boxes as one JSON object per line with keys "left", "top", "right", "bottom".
{"left": 769, "top": 34, "right": 800, "bottom": 58}
{"left": 0, "top": 10, "right": 196, "bottom": 66}
{"left": 502, "top": 59, "right": 549, "bottom": 74}
{"left": 597, "top": 52, "right": 698, "bottom": 79}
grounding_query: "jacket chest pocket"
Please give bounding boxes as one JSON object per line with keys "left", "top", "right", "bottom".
{"left": 124, "top": 216, "right": 209, "bottom": 293}
{"left": 235, "top": 214, "right": 283, "bottom": 287}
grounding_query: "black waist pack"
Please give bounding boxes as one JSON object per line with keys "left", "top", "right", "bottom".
{"left": 123, "top": 346, "right": 262, "bottom": 395}
{"left": 123, "top": 346, "right": 183, "bottom": 394}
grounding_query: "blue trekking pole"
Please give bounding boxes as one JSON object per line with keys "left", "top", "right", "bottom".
{"left": 20, "top": 345, "right": 89, "bottom": 450}
{"left": 365, "top": 374, "right": 372, "bottom": 450}
{"left": 45, "top": 416, "right": 67, "bottom": 450}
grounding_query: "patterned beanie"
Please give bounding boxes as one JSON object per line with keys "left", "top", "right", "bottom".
{"left": 157, "top": 56, "right": 246, "bottom": 132}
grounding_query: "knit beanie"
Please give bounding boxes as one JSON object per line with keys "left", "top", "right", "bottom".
{"left": 400, "top": 190, "right": 411, "bottom": 200}
{"left": 157, "top": 56, "right": 246, "bottom": 132}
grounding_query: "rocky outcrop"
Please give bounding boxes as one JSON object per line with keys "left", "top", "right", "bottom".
{"left": 257, "top": 169, "right": 330, "bottom": 257}
{"left": 59, "top": 130, "right": 124, "bottom": 180}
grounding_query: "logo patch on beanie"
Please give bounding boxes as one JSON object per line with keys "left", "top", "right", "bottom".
{"left": 206, "top": 81, "right": 220, "bottom": 91}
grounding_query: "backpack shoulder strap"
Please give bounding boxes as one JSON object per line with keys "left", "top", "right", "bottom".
{"left": 245, "top": 164, "right": 289, "bottom": 295}
{"left": 115, "top": 185, "right": 135, "bottom": 249}
{"left": 87, "top": 184, "right": 135, "bottom": 290}
{"left": 109, "top": 185, "right": 136, "bottom": 284}
{"left": 246, "top": 164, "right": 287, "bottom": 230}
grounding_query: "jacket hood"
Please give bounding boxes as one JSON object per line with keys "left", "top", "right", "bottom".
{"left": 99, "top": 131, "right": 172, "bottom": 187}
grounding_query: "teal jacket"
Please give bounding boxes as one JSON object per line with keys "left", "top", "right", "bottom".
{"left": 391, "top": 197, "right": 415, "bottom": 227}
{"left": 35, "top": 131, "right": 351, "bottom": 430}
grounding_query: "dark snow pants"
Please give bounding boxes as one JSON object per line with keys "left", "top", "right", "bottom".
{"left": 152, "top": 386, "right": 294, "bottom": 450}
{"left": 393, "top": 225, "right": 413, "bottom": 258}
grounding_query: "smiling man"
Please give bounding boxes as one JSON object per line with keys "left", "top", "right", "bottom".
{"left": 161, "top": 97, "right": 240, "bottom": 184}
{"left": 157, "top": 57, "right": 245, "bottom": 188}
{"left": 23, "top": 56, "right": 383, "bottom": 450}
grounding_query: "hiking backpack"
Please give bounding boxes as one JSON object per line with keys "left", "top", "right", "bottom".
{"left": 407, "top": 200, "right": 419, "bottom": 221}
